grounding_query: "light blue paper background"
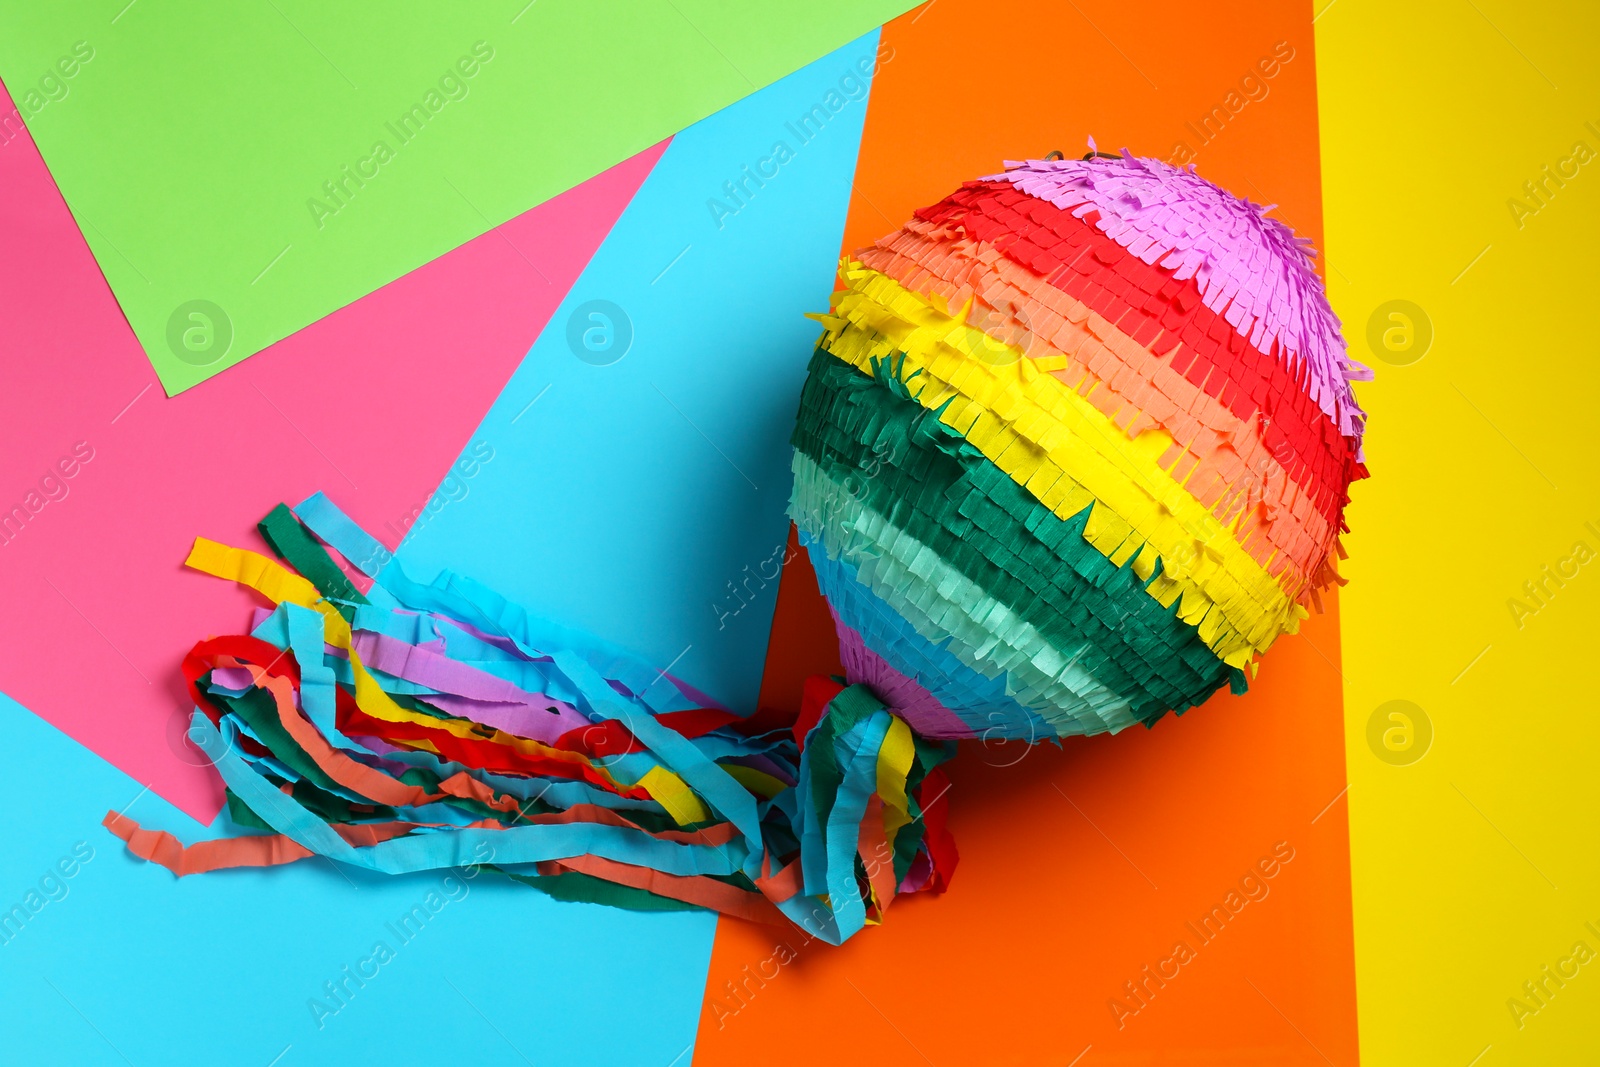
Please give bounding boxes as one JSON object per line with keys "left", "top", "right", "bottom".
{"left": 398, "top": 31, "right": 876, "bottom": 715}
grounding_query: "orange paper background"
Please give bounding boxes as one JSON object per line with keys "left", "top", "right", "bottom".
{"left": 695, "top": 0, "right": 1361, "bottom": 1062}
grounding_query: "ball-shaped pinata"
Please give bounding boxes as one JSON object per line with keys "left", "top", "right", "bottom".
{"left": 789, "top": 151, "right": 1369, "bottom": 742}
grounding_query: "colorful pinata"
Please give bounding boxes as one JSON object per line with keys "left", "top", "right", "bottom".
{"left": 108, "top": 152, "right": 1366, "bottom": 944}
{"left": 793, "top": 150, "right": 1368, "bottom": 741}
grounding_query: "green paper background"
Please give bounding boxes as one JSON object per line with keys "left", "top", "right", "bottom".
{"left": 0, "top": 0, "right": 915, "bottom": 393}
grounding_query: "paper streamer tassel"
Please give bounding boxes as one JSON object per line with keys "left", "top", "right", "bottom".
{"left": 106, "top": 494, "right": 956, "bottom": 946}
{"left": 792, "top": 149, "right": 1366, "bottom": 740}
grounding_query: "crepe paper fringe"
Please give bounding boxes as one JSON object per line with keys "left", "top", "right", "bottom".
{"left": 793, "top": 156, "right": 1361, "bottom": 734}
{"left": 986, "top": 154, "right": 1370, "bottom": 443}
{"left": 827, "top": 262, "right": 1339, "bottom": 606}
{"left": 844, "top": 257, "right": 1340, "bottom": 595}
{"left": 797, "top": 453, "right": 1151, "bottom": 737}
{"left": 790, "top": 349, "right": 1238, "bottom": 729}
{"left": 816, "top": 277, "right": 1303, "bottom": 662}
{"left": 805, "top": 532, "right": 1064, "bottom": 740}
{"left": 862, "top": 182, "right": 1360, "bottom": 538}
{"left": 104, "top": 496, "right": 957, "bottom": 946}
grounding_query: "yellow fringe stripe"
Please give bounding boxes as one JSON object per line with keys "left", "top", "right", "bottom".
{"left": 816, "top": 265, "right": 1307, "bottom": 665}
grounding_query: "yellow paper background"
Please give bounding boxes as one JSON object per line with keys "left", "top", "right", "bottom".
{"left": 1319, "top": 1, "right": 1600, "bottom": 1063}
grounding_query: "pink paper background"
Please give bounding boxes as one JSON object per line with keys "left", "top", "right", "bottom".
{"left": 0, "top": 86, "right": 666, "bottom": 822}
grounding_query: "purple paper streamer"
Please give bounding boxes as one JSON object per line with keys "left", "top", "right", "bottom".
{"left": 350, "top": 630, "right": 590, "bottom": 739}
{"left": 414, "top": 692, "right": 584, "bottom": 745}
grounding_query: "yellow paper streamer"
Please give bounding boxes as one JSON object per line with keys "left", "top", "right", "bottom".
{"left": 184, "top": 538, "right": 644, "bottom": 793}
